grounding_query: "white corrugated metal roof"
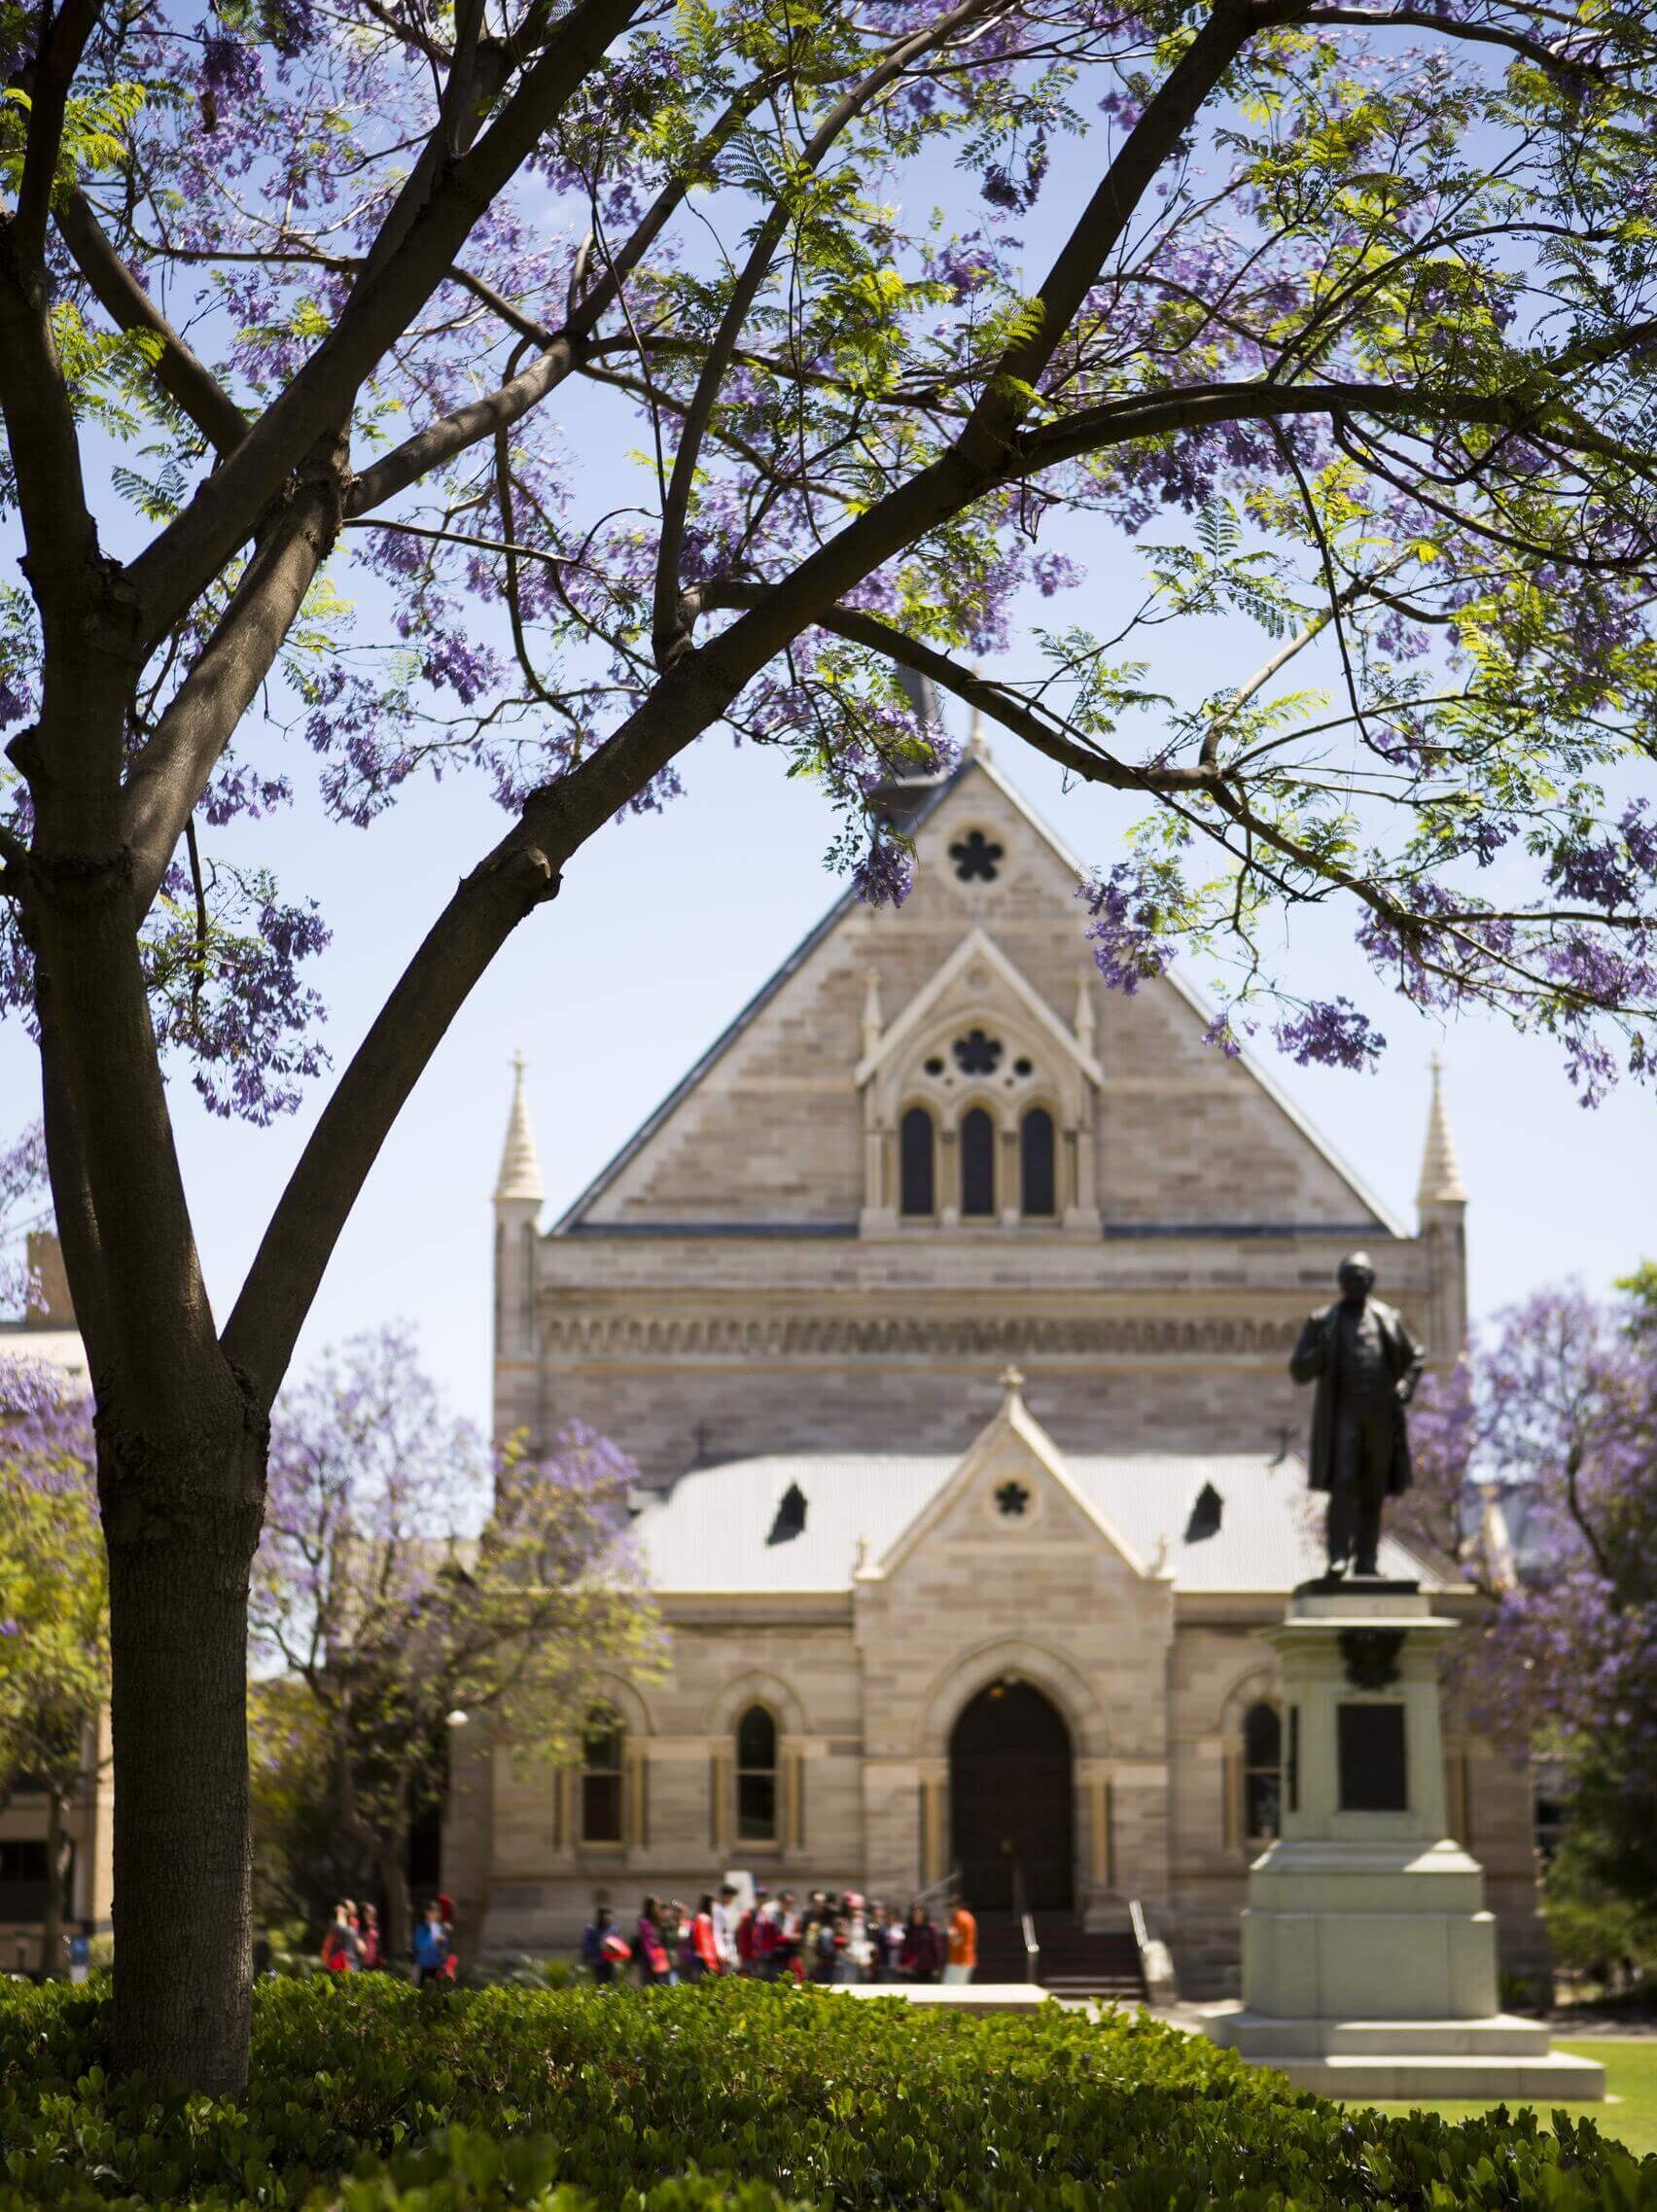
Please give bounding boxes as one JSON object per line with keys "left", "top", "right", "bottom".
{"left": 634, "top": 1447, "right": 1442, "bottom": 1596}
{"left": 0, "top": 1324, "right": 88, "bottom": 1386}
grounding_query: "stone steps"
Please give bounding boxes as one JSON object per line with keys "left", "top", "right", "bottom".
{"left": 972, "top": 1914, "right": 1146, "bottom": 2000}
{"left": 1199, "top": 2007, "right": 1607, "bottom": 2100}
{"left": 1260, "top": 2051, "right": 1608, "bottom": 2101}
{"left": 1215, "top": 2012, "right": 1554, "bottom": 2058}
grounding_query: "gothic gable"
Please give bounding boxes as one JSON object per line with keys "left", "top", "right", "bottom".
{"left": 553, "top": 754, "right": 1401, "bottom": 1237}
{"left": 862, "top": 1380, "right": 1154, "bottom": 1590}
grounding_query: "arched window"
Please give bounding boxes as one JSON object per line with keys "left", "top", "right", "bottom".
{"left": 960, "top": 1106, "right": 996, "bottom": 1217}
{"left": 735, "top": 1703, "right": 778, "bottom": 1843}
{"left": 1020, "top": 1107, "right": 1056, "bottom": 1218}
{"left": 1243, "top": 1702, "right": 1283, "bottom": 1843}
{"left": 899, "top": 1106, "right": 935, "bottom": 1217}
{"left": 580, "top": 1705, "right": 625, "bottom": 1845}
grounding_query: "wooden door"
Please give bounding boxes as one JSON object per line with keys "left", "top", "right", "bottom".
{"left": 949, "top": 1678, "right": 1075, "bottom": 1912}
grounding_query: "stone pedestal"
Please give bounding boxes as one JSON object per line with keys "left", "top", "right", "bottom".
{"left": 1202, "top": 1584, "right": 1603, "bottom": 2100}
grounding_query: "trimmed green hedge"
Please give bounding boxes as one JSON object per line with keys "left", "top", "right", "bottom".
{"left": 0, "top": 1978, "right": 1651, "bottom": 2212}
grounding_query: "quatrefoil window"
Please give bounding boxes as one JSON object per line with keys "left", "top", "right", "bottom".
{"left": 952, "top": 1030, "right": 1003, "bottom": 1076}
{"left": 995, "top": 1480, "right": 1031, "bottom": 1518}
{"left": 950, "top": 829, "right": 1004, "bottom": 883}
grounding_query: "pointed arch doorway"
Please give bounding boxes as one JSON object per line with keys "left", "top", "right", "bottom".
{"left": 949, "top": 1676, "right": 1075, "bottom": 1912}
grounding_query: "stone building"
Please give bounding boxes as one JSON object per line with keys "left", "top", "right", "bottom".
{"left": 0, "top": 1238, "right": 113, "bottom": 1974}
{"left": 449, "top": 743, "right": 1543, "bottom": 1994}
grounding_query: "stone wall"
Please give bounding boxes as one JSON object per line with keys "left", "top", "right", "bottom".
{"left": 478, "top": 1607, "right": 867, "bottom": 1955}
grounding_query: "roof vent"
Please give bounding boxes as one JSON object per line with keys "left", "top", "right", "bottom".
{"left": 1183, "top": 1481, "right": 1223, "bottom": 1544}
{"left": 766, "top": 1482, "right": 808, "bottom": 1546}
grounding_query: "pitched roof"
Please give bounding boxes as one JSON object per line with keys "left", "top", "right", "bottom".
{"left": 632, "top": 1446, "right": 1443, "bottom": 1597}
{"left": 554, "top": 751, "right": 1406, "bottom": 1238}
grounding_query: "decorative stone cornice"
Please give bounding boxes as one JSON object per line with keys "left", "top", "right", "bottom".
{"left": 544, "top": 1311, "right": 1307, "bottom": 1359}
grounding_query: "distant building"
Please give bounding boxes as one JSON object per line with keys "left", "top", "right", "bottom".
{"left": 0, "top": 1235, "right": 111, "bottom": 1975}
{"left": 448, "top": 745, "right": 1543, "bottom": 1994}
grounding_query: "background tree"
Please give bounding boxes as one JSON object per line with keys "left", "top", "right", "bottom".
{"left": 251, "top": 1324, "right": 657, "bottom": 1963}
{"left": 1392, "top": 1274, "right": 1657, "bottom": 1966}
{"left": 247, "top": 1675, "right": 360, "bottom": 1952}
{"left": 3, "top": 0, "right": 1657, "bottom": 2087}
{"left": 0, "top": 1357, "right": 104, "bottom": 1980}
{"left": 1478, "top": 1279, "right": 1657, "bottom": 1926}
{"left": 0, "top": 1121, "right": 48, "bottom": 1318}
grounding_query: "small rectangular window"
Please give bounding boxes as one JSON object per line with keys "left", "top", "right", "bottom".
{"left": 580, "top": 1708, "right": 625, "bottom": 1845}
{"left": 581, "top": 1771, "right": 624, "bottom": 1845}
{"left": 0, "top": 1840, "right": 50, "bottom": 1882}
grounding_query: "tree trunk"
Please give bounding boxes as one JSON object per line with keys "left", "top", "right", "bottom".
{"left": 39, "top": 1788, "right": 64, "bottom": 1980}
{"left": 101, "top": 1422, "right": 266, "bottom": 2094}
{"left": 377, "top": 1825, "right": 412, "bottom": 1972}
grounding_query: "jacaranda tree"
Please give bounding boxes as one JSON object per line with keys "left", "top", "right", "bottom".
{"left": 1379, "top": 1276, "right": 1656, "bottom": 1925}
{"left": 1479, "top": 1277, "right": 1657, "bottom": 1922}
{"left": 2, "top": 0, "right": 1655, "bottom": 2089}
{"left": 0, "top": 1119, "right": 48, "bottom": 1317}
{"left": 252, "top": 1324, "right": 656, "bottom": 1963}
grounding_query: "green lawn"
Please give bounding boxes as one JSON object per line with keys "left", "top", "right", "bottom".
{"left": 1360, "top": 2040, "right": 1657, "bottom": 2159}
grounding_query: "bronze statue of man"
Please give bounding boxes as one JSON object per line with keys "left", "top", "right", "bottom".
{"left": 1289, "top": 1253, "right": 1425, "bottom": 1578}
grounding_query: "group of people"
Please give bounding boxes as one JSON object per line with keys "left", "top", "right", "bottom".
{"left": 582, "top": 1886, "right": 977, "bottom": 1988}
{"left": 319, "top": 1894, "right": 456, "bottom": 1984}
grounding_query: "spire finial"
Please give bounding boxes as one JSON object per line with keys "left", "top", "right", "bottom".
{"left": 494, "top": 1050, "right": 545, "bottom": 1207}
{"left": 1417, "top": 1051, "right": 1467, "bottom": 1210}
{"left": 1000, "top": 1363, "right": 1025, "bottom": 1402}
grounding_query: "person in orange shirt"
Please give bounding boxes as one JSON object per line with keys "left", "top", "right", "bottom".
{"left": 943, "top": 1903, "right": 977, "bottom": 1985}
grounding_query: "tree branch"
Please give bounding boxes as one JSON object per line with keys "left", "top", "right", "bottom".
{"left": 341, "top": 515, "right": 579, "bottom": 568}
{"left": 221, "top": 650, "right": 747, "bottom": 1405}
{"left": 957, "top": 0, "right": 1265, "bottom": 467}
{"left": 346, "top": 335, "right": 582, "bottom": 516}
{"left": 708, "top": 583, "right": 1216, "bottom": 794}
{"left": 342, "top": 60, "right": 803, "bottom": 523}
{"left": 13, "top": 0, "right": 105, "bottom": 263}
{"left": 122, "top": 0, "right": 645, "bottom": 646}
{"left": 1304, "top": 6, "right": 1606, "bottom": 79}
{"left": 651, "top": 0, "right": 1011, "bottom": 667}
{"left": 1015, "top": 378, "right": 1657, "bottom": 478}
{"left": 55, "top": 191, "right": 247, "bottom": 457}
{"left": 1201, "top": 549, "right": 1410, "bottom": 768}
{"left": 121, "top": 476, "right": 342, "bottom": 916}
{"left": 0, "top": 226, "right": 102, "bottom": 622}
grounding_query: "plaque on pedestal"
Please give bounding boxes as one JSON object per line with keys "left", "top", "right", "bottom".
{"left": 1200, "top": 1583, "right": 1604, "bottom": 2101}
